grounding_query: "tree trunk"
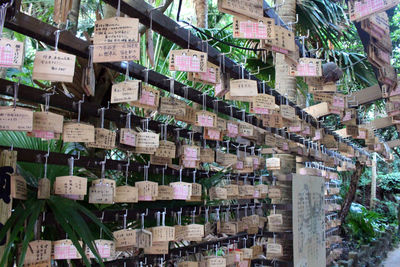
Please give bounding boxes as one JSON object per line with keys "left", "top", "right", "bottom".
{"left": 340, "top": 161, "right": 365, "bottom": 223}
{"left": 193, "top": 0, "right": 208, "bottom": 28}
{"left": 274, "top": 0, "right": 298, "bottom": 104}
{"left": 68, "top": 0, "right": 81, "bottom": 35}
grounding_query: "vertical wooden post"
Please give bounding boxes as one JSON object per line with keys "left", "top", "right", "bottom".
{"left": 370, "top": 153, "right": 377, "bottom": 209}
{"left": 0, "top": 150, "right": 17, "bottom": 258}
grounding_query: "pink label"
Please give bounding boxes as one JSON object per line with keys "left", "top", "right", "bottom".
{"left": 175, "top": 55, "right": 201, "bottom": 72}
{"left": 215, "top": 83, "right": 223, "bottom": 95}
{"left": 54, "top": 244, "right": 78, "bottom": 260}
{"left": 282, "top": 142, "right": 289, "bottom": 151}
{"left": 271, "top": 46, "right": 288, "bottom": 54}
{"left": 235, "top": 254, "right": 241, "bottom": 262}
{"left": 172, "top": 184, "right": 190, "bottom": 200}
{"left": 97, "top": 245, "right": 111, "bottom": 258}
{"left": 252, "top": 157, "right": 259, "bottom": 165}
{"left": 0, "top": 45, "right": 14, "bottom": 66}
{"left": 357, "top": 131, "right": 366, "bottom": 139}
{"left": 239, "top": 261, "right": 249, "bottom": 267}
{"left": 330, "top": 108, "right": 342, "bottom": 115}
{"left": 184, "top": 147, "right": 198, "bottom": 161}
{"left": 333, "top": 96, "right": 345, "bottom": 108}
{"left": 289, "top": 125, "right": 301, "bottom": 132}
{"left": 197, "top": 114, "right": 214, "bottom": 127}
{"left": 302, "top": 126, "right": 310, "bottom": 135}
{"left": 122, "top": 131, "right": 136, "bottom": 146}
{"left": 139, "top": 90, "right": 156, "bottom": 106}
{"left": 236, "top": 161, "right": 244, "bottom": 169}
{"left": 239, "top": 21, "right": 267, "bottom": 39}
{"left": 252, "top": 107, "right": 270, "bottom": 114}
{"left": 182, "top": 159, "right": 197, "bottom": 168}
{"left": 227, "top": 122, "right": 238, "bottom": 137}
{"left": 206, "top": 128, "right": 220, "bottom": 140}
{"left": 33, "top": 130, "right": 55, "bottom": 140}
{"left": 138, "top": 195, "right": 152, "bottom": 201}
{"left": 354, "top": 0, "right": 385, "bottom": 19}
{"left": 199, "top": 67, "right": 217, "bottom": 83}
{"left": 297, "top": 62, "right": 317, "bottom": 76}
{"left": 342, "top": 111, "right": 352, "bottom": 121}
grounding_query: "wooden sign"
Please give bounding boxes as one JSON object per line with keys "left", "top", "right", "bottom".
{"left": 136, "top": 229, "right": 152, "bottom": 248}
{"left": 200, "top": 148, "right": 215, "bottom": 163}
{"left": 349, "top": 0, "right": 399, "bottom": 22}
{"left": 262, "top": 25, "right": 296, "bottom": 53}
{"left": 170, "top": 182, "right": 192, "bottom": 200}
{"left": 88, "top": 179, "right": 115, "bottom": 204}
{"left": 184, "top": 224, "right": 204, "bottom": 241}
{"left": 169, "top": 49, "right": 207, "bottom": 72}
{"left": 156, "top": 185, "right": 174, "bottom": 200}
{"left": 154, "top": 140, "right": 176, "bottom": 158}
{"left": 216, "top": 151, "right": 237, "bottom": 166}
{"left": 33, "top": 112, "right": 63, "bottom": 134}
{"left": 86, "top": 128, "right": 116, "bottom": 150}
{"left": 33, "top": 51, "right": 75, "bottom": 82}
{"left": 53, "top": 239, "right": 82, "bottom": 260}
{"left": 23, "top": 240, "right": 52, "bottom": 266}
{"left": 115, "top": 185, "right": 138, "bottom": 203}
{"left": 54, "top": 175, "right": 87, "bottom": 195}
{"left": 0, "top": 38, "right": 24, "bottom": 69}
{"left": 230, "top": 79, "right": 258, "bottom": 97}
{"left": 94, "top": 17, "right": 139, "bottom": 44}
{"left": 0, "top": 107, "right": 33, "bottom": 132}
{"left": 111, "top": 80, "right": 140, "bottom": 103}
{"left": 266, "top": 157, "right": 280, "bottom": 170}
{"left": 218, "top": 0, "right": 263, "bottom": 19}
{"left": 233, "top": 17, "right": 275, "bottom": 39}
{"left": 93, "top": 43, "right": 140, "bottom": 62}
{"left": 303, "top": 102, "right": 330, "bottom": 119}
{"left": 262, "top": 113, "right": 283, "bottom": 128}
{"left": 361, "top": 12, "right": 390, "bottom": 40}
{"left": 203, "top": 128, "right": 222, "bottom": 141}
{"left": 63, "top": 122, "right": 95, "bottom": 143}
{"left": 226, "top": 121, "right": 239, "bottom": 138}
{"left": 151, "top": 225, "right": 175, "bottom": 242}
{"left": 209, "top": 187, "right": 227, "bottom": 200}
{"left": 280, "top": 105, "right": 296, "bottom": 121}
{"left": 238, "top": 122, "right": 254, "bottom": 137}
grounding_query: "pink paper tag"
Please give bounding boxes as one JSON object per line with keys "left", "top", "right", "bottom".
{"left": 253, "top": 189, "right": 260, "bottom": 198}
{"left": 97, "top": 245, "right": 111, "bottom": 258}
{"left": 289, "top": 125, "right": 301, "bottom": 132}
{"left": 122, "top": 131, "right": 136, "bottom": 146}
{"left": 342, "top": 111, "right": 352, "bottom": 121}
{"left": 199, "top": 67, "right": 217, "bottom": 83}
{"left": 297, "top": 62, "right": 317, "bottom": 76}
{"left": 333, "top": 96, "right": 345, "bottom": 108}
{"left": 302, "top": 126, "right": 310, "bottom": 135}
{"left": 227, "top": 122, "right": 238, "bottom": 137}
{"left": 139, "top": 90, "right": 156, "bottom": 106}
{"left": 282, "top": 142, "right": 289, "bottom": 151}
{"left": 0, "top": 45, "right": 14, "bottom": 66}
{"left": 235, "top": 254, "right": 241, "bottom": 262}
{"left": 197, "top": 114, "right": 214, "bottom": 127}
{"left": 182, "top": 159, "right": 197, "bottom": 168}
{"left": 271, "top": 46, "right": 288, "bottom": 54}
{"left": 252, "top": 107, "right": 270, "bottom": 114}
{"left": 138, "top": 195, "right": 152, "bottom": 201}
{"left": 206, "top": 128, "right": 220, "bottom": 140}
{"left": 33, "top": 130, "right": 55, "bottom": 140}
{"left": 54, "top": 243, "right": 79, "bottom": 260}
{"left": 236, "top": 161, "right": 244, "bottom": 169}
{"left": 239, "top": 21, "right": 267, "bottom": 39}
{"left": 171, "top": 184, "right": 190, "bottom": 200}
{"left": 184, "top": 147, "right": 198, "bottom": 161}
{"left": 357, "top": 131, "right": 366, "bottom": 139}
{"left": 175, "top": 55, "right": 201, "bottom": 72}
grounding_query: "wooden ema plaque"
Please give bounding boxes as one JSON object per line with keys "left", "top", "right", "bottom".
{"left": 37, "top": 178, "right": 51, "bottom": 199}
{"left": 226, "top": 121, "right": 239, "bottom": 138}
{"left": 32, "top": 112, "right": 63, "bottom": 134}
{"left": 85, "top": 239, "right": 115, "bottom": 259}
{"left": 0, "top": 107, "right": 33, "bottom": 132}
{"left": 54, "top": 175, "right": 87, "bottom": 196}
{"left": 183, "top": 224, "right": 204, "bottom": 241}
{"left": 188, "top": 62, "right": 220, "bottom": 85}
{"left": 86, "top": 128, "right": 116, "bottom": 150}
{"left": 209, "top": 186, "right": 227, "bottom": 200}
{"left": 10, "top": 175, "right": 27, "bottom": 200}
{"left": 203, "top": 127, "right": 222, "bottom": 141}
{"left": 349, "top": 0, "right": 399, "bottom": 22}
{"left": 216, "top": 151, "right": 237, "bottom": 167}
{"left": 230, "top": 79, "right": 258, "bottom": 97}
{"left": 136, "top": 228, "right": 152, "bottom": 248}
{"left": 150, "top": 226, "right": 175, "bottom": 242}
{"left": 119, "top": 128, "right": 136, "bottom": 147}
{"left": 262, "top": 25, "right": 296, "bottom": 53}
{"left": 290, "top": 58, "right": 322, "bottom": 77}
{"left": 251, "top": 93, "right": 275, "bottom": 114}
{"left": 159, "top": 97, "right": 186, "bottom": 117}
{"left": 169, "top": 49, "right": 207, "bottom": 72}
{"left": 156, "top": 185, "right": 174, "bottom": 200}
{"left": 22, "top": 240, "right": 51, "bottom": 266}
{"left": 33, "top": 51, "right": 76, "bottom": 82}
{"left": 53, "top": 239, "right": 82, "bottom": 260}
{"left": 88, "top": 179, "right": 115, "bottom": 204}
{"left": 224, "top": 184, "right": 239, "bottom": 199}
{"left": 115, "top": 185, "right": 138, "bottom": 203}
{"left": 111, "top": 80, "right": 140, "bottom": 103}
{"left": 200, "top": 256, "right": 226, "bottom": 267}
{"left": 135, "top": 181, "right": 158, "bottom": 201}
{"left": 63, "top": 122, "right": 95, "bottom": 143}
{"left": 170, "top": 182, "right": 192, "bottom": 200}
{"left": 195, "top": 110, "right": 217, "bottom": 128}
{"left": 189, "top": 183, "right": 202, "bottom": 202}
{"left": 218, "top": 0, "right": 263, "bottom": 20}
{"left": 113, "top": 229, "right": 136, "bottom": 250}
{"left": 130, "top": 85, "right": 160, "bottom": 110}
{"left": 143, "top": 241, "right": 169, "bottom": 254}
{"left": 233, "top": 17, "right": 275, "bottom": 40}
{"left": 154, "top": 140, "right": 176, "bottom": 158}
{"left": 200, "top": 148, "right": 215, "bottom": 163}
{"left": 0, "top": 38, "right": 24, "bottom": 69}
